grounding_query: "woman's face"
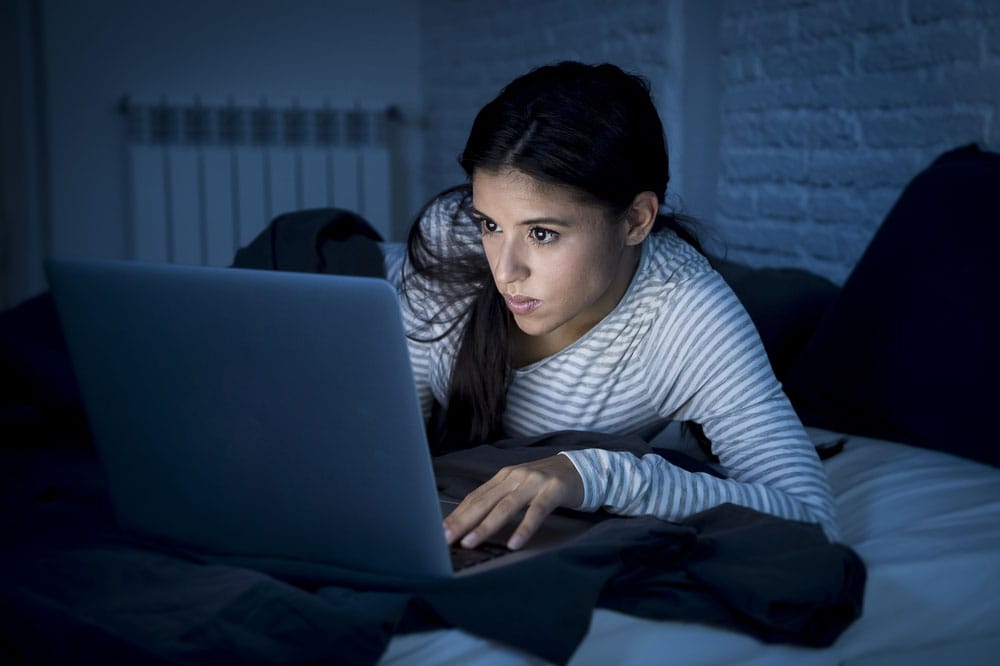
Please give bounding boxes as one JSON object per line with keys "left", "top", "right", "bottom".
{"left": 471, "top": 169, "right": 644, "bottom": 360}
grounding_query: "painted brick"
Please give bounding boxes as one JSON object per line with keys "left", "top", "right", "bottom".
{"left": 861, "top": 108, "right": 987, "bottom": 148}
{"left": 757, "top": 188, "right": 808, "bottom": 220}
{"left": 725, "top": 66, "right": 1000, "bottom": 115}
{"left": 824, "top": 68, "right": 1000, "bottom": 107}
{"left": 797, "top": 225, "right": 842, "bottom": 260}
{"left": 753, "top": 225, "right": 804, "bottom": 255}
{"left": 725, "top": 110, "right": 858, "bottom": 148}
{"left": 803, "top": 149, "right": 926, "bottom": 188}
{"left": 724, "top": 112, "right": 777, "bottom": 147}
{"left": 796, "top": 1, "right": 850, "bottom": 39}
{"left": 722, "top": 149, "right": 809, "bottom": 183}
{"left": 806, "top": 111, "right": 860, "bottom": 148}
{"left": 859, "top": 26, "right": 981, "bottom": 73}
{"left": 717, "top": 188, "right": 759, "bottom": 220}
{"left": 724, "top": 0, "right": 814, "bottom": 19}
{"left": 726, "top": 221, "right": 849, "bottom": 266}
{"left": 714, "top": 0, "right": 1000, "bottom": 280}
{"left": 720, "top": 12, "right": 794, "bottom": 54}
{"left": 798, "top": 0, "right": 905, "bottom": 38}
{"left": 909, "top": 0, "right": 1000, "bottom": 24}
{"left": 808, "top": 190, "right": 868, "bottom": 223}
{"left": 722, "top": 53, "right": 758, "bottom": 83}
{"left": 760, "top": 40, "right": 852, "bottom": 78}
{"left": 990, "top": 18, "right": 1000, "bottom": 57}
{"left": 715, "top": 221, "right": 799, "bottom": 257}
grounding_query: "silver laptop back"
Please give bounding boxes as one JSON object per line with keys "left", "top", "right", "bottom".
{"left": 46, "top": 258, "right": 452, "bottom": 580}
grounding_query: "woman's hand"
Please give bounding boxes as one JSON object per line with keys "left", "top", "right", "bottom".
{"left": 443, "top": 454, "right": 584, "bottom": 551}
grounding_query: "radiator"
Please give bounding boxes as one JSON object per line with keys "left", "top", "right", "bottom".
{"left": 121, "top": 97, "right": 397, "bottom": 266}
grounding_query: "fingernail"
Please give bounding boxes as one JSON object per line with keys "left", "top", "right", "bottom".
{"left": 507, "top": 534, "right": 523, "bottom": 550}
{"left": 444, "top": 527, "right": 454, "bottom": 543}
{"left": 461, "top": 533, "right": 477, "bottom": 548}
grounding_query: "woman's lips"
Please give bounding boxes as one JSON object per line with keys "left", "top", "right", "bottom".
{"left": 504, "top": 294, "right": 541, "bottom": 315}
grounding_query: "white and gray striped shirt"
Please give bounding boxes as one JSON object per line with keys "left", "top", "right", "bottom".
{"left": 391, "top": 192, "right": 839, "bottom": 541}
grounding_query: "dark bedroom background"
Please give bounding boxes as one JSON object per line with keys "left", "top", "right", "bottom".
{"left": 3, "top": 0, "right": 998, "bottom": 309}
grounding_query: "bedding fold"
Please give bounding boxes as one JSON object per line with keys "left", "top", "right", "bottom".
{"left": 1, "top": 432, "right": 865, "bottom": 665}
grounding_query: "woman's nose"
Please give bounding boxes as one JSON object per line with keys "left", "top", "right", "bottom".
{"left": 492, "top": 238, "right": 530, "bottom": 286}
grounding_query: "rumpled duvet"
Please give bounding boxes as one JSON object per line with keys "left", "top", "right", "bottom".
{"left": 1, "top": 430, "right": 865, "bottom": 665}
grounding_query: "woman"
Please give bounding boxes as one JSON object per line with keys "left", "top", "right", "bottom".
{"left": 397, "top": 62, "right": 838, "bottom": 552}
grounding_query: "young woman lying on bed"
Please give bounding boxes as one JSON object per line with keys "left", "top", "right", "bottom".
{"left": 394, "top": 61, "right": 839, "bottom": 551}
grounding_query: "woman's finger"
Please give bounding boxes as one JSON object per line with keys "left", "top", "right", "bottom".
{"left": 443, "top": 455, "right": 584, "bottom": 549}
{"left": 506, "top": 492, "right": 560, "bottom": 550}
{"left": 442, "top": 467, "right": 517, "bottom": 544}
{"left": 458, "top": 492, "right": 530, "bottom": 548}
{"left": 447, "top": 471, "right": 538, "bottom": 547}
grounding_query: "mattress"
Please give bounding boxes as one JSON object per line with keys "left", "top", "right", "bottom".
{"left": 380, "top": 428, "right": 1000, "bottom": 665}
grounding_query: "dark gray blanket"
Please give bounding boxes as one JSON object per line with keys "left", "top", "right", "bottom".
{"left": 0, "top": 431, "right": 865, "bottom": 665}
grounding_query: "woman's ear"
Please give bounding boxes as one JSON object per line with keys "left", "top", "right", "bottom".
{"left": 624, "top": 191, "right": 659, "bottom": 245}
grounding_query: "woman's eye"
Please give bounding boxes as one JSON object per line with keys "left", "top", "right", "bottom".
{"left": 480, "top": 218, "right": 498, "bottom": 234}
{"left": 530, "top": 227, "right": 558, "bottom": 244}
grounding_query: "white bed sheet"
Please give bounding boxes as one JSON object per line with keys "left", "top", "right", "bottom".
{"left": 380, "top": 429, "right": 1000, "bottom": 665}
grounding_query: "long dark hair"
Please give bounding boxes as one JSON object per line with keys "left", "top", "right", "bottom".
{"left": 404, "top": 61, "right": 700, "bottom": 453}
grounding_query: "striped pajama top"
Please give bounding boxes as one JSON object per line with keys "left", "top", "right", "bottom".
{"left": 389, "top": 191, "right": 839, "bottom": 541}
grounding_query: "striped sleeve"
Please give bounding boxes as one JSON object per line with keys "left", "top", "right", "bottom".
{"left": 560, "top": 271, "right": 840, "bottom": 541}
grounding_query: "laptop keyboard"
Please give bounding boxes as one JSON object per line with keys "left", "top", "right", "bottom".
{"left": 449, "top": 541, "right": 511, "bottom": 572}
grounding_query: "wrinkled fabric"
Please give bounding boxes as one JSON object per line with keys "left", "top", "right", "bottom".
{"left": 1, "top": 433, "right": 864, "bottom": 665}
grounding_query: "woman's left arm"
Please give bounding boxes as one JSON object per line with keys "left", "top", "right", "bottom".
{"left": 562, "top": 271, "right": 839, "bottom": 541}
{"left": 560, "top": 394, "right": 840, "bottom": 541}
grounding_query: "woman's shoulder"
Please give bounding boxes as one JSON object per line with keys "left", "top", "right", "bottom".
{"left": 623, "top": 231, "right": 748, "bottom": 343}
{"left": 418, "top": 186, "right": 472, "bottom": 231}
{"left": 413, "top": 186, "right": 482, "bottom": 254}
{"left": 640, "top": 230, "right": 716, "bottom": 291}
{"left": 423, "top": 185, "right": 469, "bottom": 217}
{"left": 399, "top": 186, "right": 483, "bottom": 334}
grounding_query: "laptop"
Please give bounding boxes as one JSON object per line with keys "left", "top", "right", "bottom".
{"left": 45, "top": 257, "right": 588, "bottom": 584}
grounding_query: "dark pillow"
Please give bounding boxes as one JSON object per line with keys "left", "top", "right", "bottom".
{"left": 0, "top": 292, "right": 90, "bottom": 445}
{"left": 713, "top": 259, "right": 839, "bottom": 383}
{"left": 785, "top": 145, "right": 1000, "bottom": 467}
{"left": 232, "top": 207, "right": 385, "bottom": 277}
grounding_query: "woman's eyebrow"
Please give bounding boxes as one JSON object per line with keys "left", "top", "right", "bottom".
{"left": 470, "top": 206, "right": 575, "bottom": 228}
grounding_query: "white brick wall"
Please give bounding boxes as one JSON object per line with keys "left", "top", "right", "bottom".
{"left": 418, "top": 0, "right": 675, "bottom": 208}
{"left": 716, "top": 0, "right": 1000, "bottom": 283}
{"left": 419, "top": 0, "right": 1000, "bottom": 283}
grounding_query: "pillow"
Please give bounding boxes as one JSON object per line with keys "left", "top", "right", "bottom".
{"left": 231, "top": 207, "right": 385, "bottom": 277}
{"left": 0, "top": 292, "right": 90, "bottom": 445}
{"left": 785, "top": 145, "right": 1000, "bottom": 467}
{"left": 713, "top": 259, "right": 839, "bottom": 383}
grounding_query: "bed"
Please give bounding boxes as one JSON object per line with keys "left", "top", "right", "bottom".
{"left": 1, "top": 145, "right": 997, "bottom": 664}
{"left": 382, "top": 427, "right": 1000, "bottom": 665}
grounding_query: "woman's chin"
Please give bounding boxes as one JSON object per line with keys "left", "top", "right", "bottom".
{"left": 511, "top": 315, "right": 550, "bottom": 338}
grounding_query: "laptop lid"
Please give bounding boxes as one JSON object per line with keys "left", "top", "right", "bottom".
{"left": 46, "top": 257, "right": 453, "bottom": 580}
